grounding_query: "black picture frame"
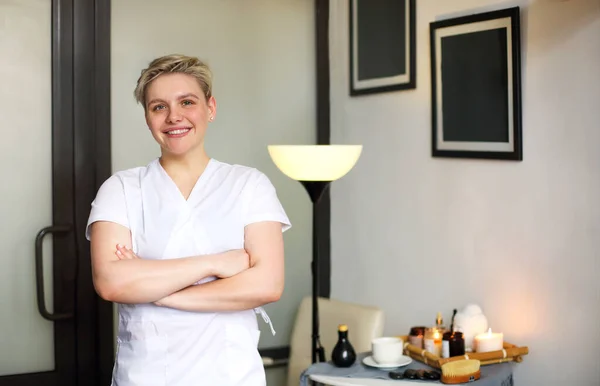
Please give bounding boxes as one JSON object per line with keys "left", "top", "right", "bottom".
{"left": 349, "top": 0, "right": 416, "bottom": 96}
{"left": 430, "top": 7, "right": 523, "bottom": 161}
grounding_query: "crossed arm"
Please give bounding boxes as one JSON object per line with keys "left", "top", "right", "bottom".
{"left": 89, "top": 220, "right": 284, "bottom": 311}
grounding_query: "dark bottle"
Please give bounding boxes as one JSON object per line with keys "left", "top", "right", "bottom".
{"left": 331, "top": 324, "right": 357, "bottom": 367}
{"left": 442, "top": 330, "right": 465, "bottom": 358}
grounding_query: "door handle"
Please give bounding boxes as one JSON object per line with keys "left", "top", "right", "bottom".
{"left": 35, "top": 225, "right": 74, "bottom": 321}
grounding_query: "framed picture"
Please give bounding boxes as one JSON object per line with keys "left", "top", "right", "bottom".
{"left": 349, "top": 0, "right": 416, "bottom": 95}
{"left": 430, "top": 7, "right": 523, "bottom": 160}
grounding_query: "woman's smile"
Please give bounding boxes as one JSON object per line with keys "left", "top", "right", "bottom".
{"left": 164, "top": 126, "right": 192, "bottom": 138}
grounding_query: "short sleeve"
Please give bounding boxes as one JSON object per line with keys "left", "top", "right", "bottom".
{"left": 244, "top": 172, "right": 291, "bottom": 232}
{"left": 85, "top": 174, "right": 130, "bottom": 240}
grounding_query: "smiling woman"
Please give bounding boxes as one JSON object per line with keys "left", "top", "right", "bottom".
{"left": 86, "top": 54, "right": 291, "bottom": 386}
{"left": 135, "top": 55, "right": 217, "bottom": 162}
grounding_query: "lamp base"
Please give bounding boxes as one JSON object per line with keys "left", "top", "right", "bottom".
{"left": 299, "top": 180, "right": 332, "bottom": 364}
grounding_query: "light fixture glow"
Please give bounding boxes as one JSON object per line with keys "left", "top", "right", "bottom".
{"left": 267, "top": 145, "right": 363, "bottom": 182}
{"left": 267, "top": 143, "right": 363, "bottom": 364}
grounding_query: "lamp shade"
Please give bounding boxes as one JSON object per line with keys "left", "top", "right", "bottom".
{"left": 267, "top": 145, "right": 362, "bottom": 181}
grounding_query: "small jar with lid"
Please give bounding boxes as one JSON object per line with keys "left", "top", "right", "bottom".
{"left": 442, "top": 330, "right": 465, "bottom": 358}
{"left": 408, "top": 326, "right": 426, "bottom": 348}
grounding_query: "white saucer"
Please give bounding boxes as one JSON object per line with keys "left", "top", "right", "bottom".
{"left": 362, "top": 355, "right": 412, "bottom": 369}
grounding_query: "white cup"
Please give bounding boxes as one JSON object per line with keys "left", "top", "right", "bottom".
{"left": 371, "top": 337, "right": 404, "bottom": 365}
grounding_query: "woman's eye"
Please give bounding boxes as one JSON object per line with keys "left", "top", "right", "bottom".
{"left": 182, "top": 100, "right": 194, "bottom": 106}
{"left": 152, "top": 105, "right": 165, "bottom": 111}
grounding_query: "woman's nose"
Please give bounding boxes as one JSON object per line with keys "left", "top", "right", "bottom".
{"left": 167, "top": 107, "right": 183, "bottom": 123}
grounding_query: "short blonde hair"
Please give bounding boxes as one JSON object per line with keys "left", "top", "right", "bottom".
{"left": 134, "top": 54, "right": 213, "bottom": 106}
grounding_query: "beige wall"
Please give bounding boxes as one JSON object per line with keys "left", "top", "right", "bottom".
{"left": 111, "top": 0, "right": 315, "bottom": 357}
{"left": 330, "top": 1, "right": 600, "bottom": 385}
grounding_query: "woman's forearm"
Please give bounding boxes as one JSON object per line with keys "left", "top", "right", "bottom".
{"left": 156, "top": 264, "right": 283, "bottom": 312}
{"left": 90, "top": 222, "right": 217, "bottom": 304}
{"left": 94, "top": 255, "right": 217, "bottom": 304}
{"left": 159, "top": 221, "right": 286, "bottom": 312}
{"left": 90, "top": 221, "right": 250, "bottom": 305}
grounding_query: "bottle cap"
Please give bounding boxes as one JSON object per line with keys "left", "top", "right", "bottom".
{"left": 436, "top": 312, "right": 443, "bottom": 324}
{"left": 338, "top": 324, "right": 348, "bottom": 332}
{"left": 443, "top": 330, "right": 463, "bottom": 340}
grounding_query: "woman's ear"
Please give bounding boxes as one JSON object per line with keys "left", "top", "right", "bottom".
{"left": 207, "top": 96, "right": 217, "bottom": 121}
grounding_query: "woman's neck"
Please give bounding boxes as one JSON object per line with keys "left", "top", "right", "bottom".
{"left": 159, "top": 145, "right": 211, "bottom": 179}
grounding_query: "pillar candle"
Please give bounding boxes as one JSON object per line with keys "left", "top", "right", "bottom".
{"left": 474, "top": 328, "right": 503, "bottom": 353}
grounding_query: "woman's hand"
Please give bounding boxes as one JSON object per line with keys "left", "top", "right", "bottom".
{"left": 213, "top": 249, "right": 250, "bottom": 278}
{"left": 115, "top": 244, "right": 138, "bottom": 260}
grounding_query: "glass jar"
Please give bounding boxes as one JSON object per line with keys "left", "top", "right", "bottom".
{"left": 442, "top": 331, "right": 465, "bottom": 358}
{"left": 408, "top": 326, "right": 426, "bottom": 348}
{"left": 423, "top": 327, "right": 442, "bottom": 356}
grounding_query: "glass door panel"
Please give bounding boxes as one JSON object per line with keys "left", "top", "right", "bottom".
{"left": 0, "top": 0, "right": 54, "bottom": 376}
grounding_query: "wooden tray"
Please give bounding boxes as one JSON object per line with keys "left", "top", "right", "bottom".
{"left": 397, "top": 335, "right": 529, "bottom": 369}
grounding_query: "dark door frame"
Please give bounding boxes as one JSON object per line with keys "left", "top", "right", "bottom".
{"left": 315, "top": 0, "right": 331, "bottom": 300}
{"left": 72, "top": 0, "right": 114, "bottom": 385}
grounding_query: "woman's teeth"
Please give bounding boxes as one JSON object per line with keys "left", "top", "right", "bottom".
{"left": 167, "top": 128, "right": 190, "bottom": 135}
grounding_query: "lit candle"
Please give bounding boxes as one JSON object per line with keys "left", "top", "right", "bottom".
{"left": 424, "top": 328, "right": 442, "bottom": 356}
{"left": 474, "top": 328, "right": 504, "bottom": 353}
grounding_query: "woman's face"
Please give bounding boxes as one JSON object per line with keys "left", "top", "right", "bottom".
{"left": 144, "top": 73, "right": 216, "bottom": 157}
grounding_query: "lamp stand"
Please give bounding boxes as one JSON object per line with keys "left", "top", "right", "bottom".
{"left": 299, "top": 180, "right": 331, "bottom": 364}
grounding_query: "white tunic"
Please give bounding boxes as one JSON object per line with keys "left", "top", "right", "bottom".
{"left": 86, "top": 158, "right": 291, "bottom": 386}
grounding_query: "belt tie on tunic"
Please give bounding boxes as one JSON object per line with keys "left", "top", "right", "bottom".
{"left": 255, "top": 307, "right": 276, "bottom": 336}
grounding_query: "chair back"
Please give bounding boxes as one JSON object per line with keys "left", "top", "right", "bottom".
{"left": 286, "top": 296, "right": 385, "bottom": 386}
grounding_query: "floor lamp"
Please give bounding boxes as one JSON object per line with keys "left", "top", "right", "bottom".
{"left": 268, "top": 145, "right": 362, "bottom": 364}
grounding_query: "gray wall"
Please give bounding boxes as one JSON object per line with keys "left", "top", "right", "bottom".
{"left": 330, "top": 0, "right": 600, "bottom": 385}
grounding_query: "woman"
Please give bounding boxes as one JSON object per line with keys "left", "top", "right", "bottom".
{"left": 86, "top": 54, "right": 291, "bottom": 386}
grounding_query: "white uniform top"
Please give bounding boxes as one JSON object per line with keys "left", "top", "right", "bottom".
{"left": 86, "top": 158, "right": 291, "bottom": 386}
